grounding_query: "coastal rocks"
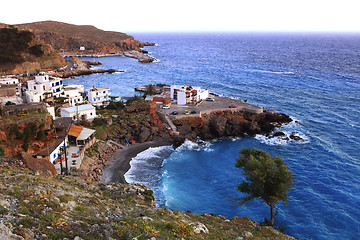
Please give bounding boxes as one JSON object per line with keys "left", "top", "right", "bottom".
{"left": 124, "top": 50, "right": 156, "bottom": 63}
{"left": 78, "top": 141, "right": 120, "bottom": 182}
{"left": 138, "top": 127, "right": 151, "bottom": 143}
{"left": 265, "top": 131, "right": 304, "bottom": 142}
{"left": 174, "top": 110, "right": 292, "bottom": 143}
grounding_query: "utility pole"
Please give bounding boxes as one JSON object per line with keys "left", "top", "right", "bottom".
{"left": 64, "top": 141, "right": 68, "bottom": 175}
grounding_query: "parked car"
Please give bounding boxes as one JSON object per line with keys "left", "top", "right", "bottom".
{"left": 162, "top": 105, "right": 170, "bottom": 109}
{"left": 184, "top": 110, "right": 189, "bottom": 115}
{"left": 170, "top": 111, "right": 178, "bottom": 115}
{"left": 206, "top": 97, "right": 215, "bottom": 102}
{"left": 229, "top": 105, "right": 237, "bottom": 108}
{"left": 190, "top": 110, "right": 197, "bottom": 114}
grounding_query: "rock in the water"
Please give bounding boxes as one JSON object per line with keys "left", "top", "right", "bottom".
{"left": 273, "top": 132, "right": 286, "bottom": 137}
{"left": 290, "top": 132, "right": 303, "bottom": 141}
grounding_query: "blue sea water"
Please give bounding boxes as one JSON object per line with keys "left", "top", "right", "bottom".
{"left": 66, "top": 33, "right": 360, "bottom": 240}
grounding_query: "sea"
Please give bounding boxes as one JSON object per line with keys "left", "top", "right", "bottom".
{"left": 64, "top": 33, "right": 360, "bottom": 240}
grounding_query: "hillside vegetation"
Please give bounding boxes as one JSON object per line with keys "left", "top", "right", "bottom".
{"left": 0, "top": 160, "right": 296, "bottom": 239}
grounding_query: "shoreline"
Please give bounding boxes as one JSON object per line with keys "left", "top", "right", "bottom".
{"left": 100, "top": 141, "right": 173, "bottom": 184}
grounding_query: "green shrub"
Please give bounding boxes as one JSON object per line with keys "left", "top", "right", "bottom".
{"left": 22, "top": 141, "right": 29, "bottom": 152}
{"left": 0, "top": 145, "right": 5, "bottom": 156}
{"left": 143, "top": 189, "right": 155, "bottom": 201}
{"left": 36, "top": 130, "right": 46, "bottom": 140}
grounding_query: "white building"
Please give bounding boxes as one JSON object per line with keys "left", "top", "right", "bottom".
{"left": 37, "top": 137, "right": 69, "bottom": 164}
{"left": 62, "top": 85, "right": 84, "bottom": 106}
{"left": 170, "top": 85, "right": 209, "bottom": 105}
{"left": 0, "top": 77, "right": 22, "bottom": 99}
{"left": 0, "top": 77, "right": 19, "bottom": 85}
{"left": 60, "top": 104, "right": 96, "bottom": 121}
{"left": 25, "top": 75, "right": 64, "bottom": 103}
{"left": 86, "top": 86, "right": 110, "bottom": 106}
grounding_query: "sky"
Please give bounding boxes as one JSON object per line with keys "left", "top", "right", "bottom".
{"left": 2, "top": 0, "right": 360, "bottom": 33}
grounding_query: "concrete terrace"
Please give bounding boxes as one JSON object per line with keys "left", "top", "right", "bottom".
{"left": 157, "top": 94, "right": 265, "bottom": 119}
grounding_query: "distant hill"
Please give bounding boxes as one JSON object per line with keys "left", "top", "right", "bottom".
{"left": 18, "top": 20, "right": 132, "bottom": 43}
{"left": 17, "top": 21, "right": 151, "bottom": 55}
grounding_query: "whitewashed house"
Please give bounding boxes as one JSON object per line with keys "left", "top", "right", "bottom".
{"left": 170, "top": 85, "right": 209, "bottom": 105}
{"left": 86, "top": 86, "right": 110, "bottom": 106}
{"left": 25, "top": 75, "right": 64, "bottom": 103}
{"left": 60, "top": 104, "right": 96, "bottom": 121}
{"left": 0, "top": 77, "right": 23, "bottom": 105}
{"left": 37, "top": 137, "right": 69, "bottom": 164}
{"left": 62, "top": 85, "right": 85, "bottom": 106}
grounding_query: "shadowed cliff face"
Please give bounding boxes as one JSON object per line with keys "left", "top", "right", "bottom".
{"left": 0, "top": 23, "right": 67, "bottom": 74}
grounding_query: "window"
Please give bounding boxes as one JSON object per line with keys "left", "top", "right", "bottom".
{"left": 93, "top": 98, "right": 96, "bottom": 101}
{"left": 52, "top": 83, "right": 54, "bottom": 87}
{"left": 90, "top": 112, "right": 93, "bottom": 115}
{"left": 103, "top": 91, "right": 105, "bottom": 94}
{"left": 96, "top": 92, "right": 98, "bottom": 96}
{"left": 53, "top": 153, "right": 56, "bottom": 159}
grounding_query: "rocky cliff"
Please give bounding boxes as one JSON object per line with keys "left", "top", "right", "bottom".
{"left": 0, "top": 112, "right": 55, "bottom": 157}
{"left": 173, "top": 110, "right": 292, "bottom": 146}
{"left": 17, "top": 21, "right": 155, "bottom": 56}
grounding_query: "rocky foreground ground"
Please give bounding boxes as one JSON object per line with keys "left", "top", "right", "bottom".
{"left": 0, "top": 160, "right": 296, "bottom": 240}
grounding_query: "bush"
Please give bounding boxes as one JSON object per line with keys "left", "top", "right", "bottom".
{"left": 23, "top": 127, "right": 36, "bottom": 140}
{"left": 22, "top": 142, "right": 29, "bottom": 152}
{"left": 106, "top": 101, "right": 125, "bottom": 110}
{"left": 143, "top": 189, "right": 155, "bottom": 201}
{"left": 36, "top": 130, "right": 46, "bottom": 140}
{"left": 92, "top": 117, "right": 106, "bottom": 127}
{"left": 0, "top": 145, "right": 5, "bottom": 156}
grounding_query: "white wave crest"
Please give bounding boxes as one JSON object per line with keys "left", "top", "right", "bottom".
{"left": 256, "top": 118, "right": 310, "bottom": 146}
{"left": 250, "top": 69, "right": 298, "bottom": 75}
{"left": 177, "top": 139, "right": 213, "bottom": 152}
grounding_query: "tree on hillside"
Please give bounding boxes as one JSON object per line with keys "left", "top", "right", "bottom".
{"left": 235, "top": 147, "right": 294, "bottom": 227}
{"left": 145, "top": 84, "right": 157, "bottom": 96}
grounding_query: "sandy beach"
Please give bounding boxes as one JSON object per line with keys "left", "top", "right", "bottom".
{"left": 100, "top": 141, "right": 173, "bottom": 184}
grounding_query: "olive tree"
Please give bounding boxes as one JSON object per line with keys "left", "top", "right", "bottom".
{"left": 235, "top": 147, "right": 294, "bottom": 226}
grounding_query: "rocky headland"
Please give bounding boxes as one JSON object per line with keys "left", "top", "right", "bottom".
{"left": 17, "top": 21, "right": 156, "bottom": 63}
{"left": 172, "top": 109, "right": 293, "bottom": 147}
